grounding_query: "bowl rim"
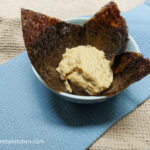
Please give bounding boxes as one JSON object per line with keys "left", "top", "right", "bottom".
{"left": 32, "top": 17, "right": 140, "bottom": 101}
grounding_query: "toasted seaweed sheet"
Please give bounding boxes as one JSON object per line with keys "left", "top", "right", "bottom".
{"left": 21, "top": 2, "right": 150, "bottom": 96}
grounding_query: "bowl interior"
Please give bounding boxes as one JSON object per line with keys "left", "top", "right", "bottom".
{"left": 31, "top": 17, "right": 140, "bottom": 103}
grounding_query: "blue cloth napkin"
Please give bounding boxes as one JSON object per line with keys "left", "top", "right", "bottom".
{"left": 0, "top": 1, "right": 150, "bottom": 150}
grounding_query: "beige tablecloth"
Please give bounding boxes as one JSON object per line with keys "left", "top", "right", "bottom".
{"left": 0, "top": 0, "right": 150, "bottom": 149}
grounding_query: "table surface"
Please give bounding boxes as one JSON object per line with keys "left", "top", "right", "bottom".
{"left": 0, "top": 0, "right": 150, "bottom": 150}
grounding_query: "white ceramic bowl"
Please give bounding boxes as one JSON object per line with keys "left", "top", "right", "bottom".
{"left": 32, "top": 17, "right": 140, "bottom": 104}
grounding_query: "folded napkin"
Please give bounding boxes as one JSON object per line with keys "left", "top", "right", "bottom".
{"left": 0, "top": 1, "right": 150, "bottom": 150}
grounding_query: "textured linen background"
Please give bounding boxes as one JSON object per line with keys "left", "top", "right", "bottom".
{"left": 0, "top": 0, "right": 150, "bottom": 150}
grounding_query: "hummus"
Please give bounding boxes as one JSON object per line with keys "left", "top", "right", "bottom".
{"left": 56, "top": 45, "right": 113, "bottom": 95}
